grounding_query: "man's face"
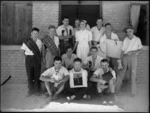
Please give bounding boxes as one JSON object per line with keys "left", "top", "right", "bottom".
{"left": 48, "top": 28, "right": 56, "bottom": 36}
{"left": 105, "top": 25, "right": 112, "bottom": 33}
{"left": 73, "top": 61, "right": 82, "bottom": 71}
{"left": 66, "top": 48, "right": 73, "bottom": 56}
{"left": 80, "top": 21, "right": 86, "bottom": 29}
{"left": 62, "top": 18, "right": 69, "bottom": 26}
{"left": 91, "top": 48, "right": 97, "bottom": 57}
{"left": 75, "top": 20, "right": 80, "bottom": 28}
{"left": 96, "top": 19, "right": 103, "bottom": 27}
{"left": 126, "top": 29, "right": 134, "bottom": 38}
{"left": 54, "top": 60, "right": 62, "bottom": 69}
{"left": 31, "top": 30, "right": 38, "bottom": 42}
{"left": 101, "top": 62, "right": 109, "bottom": 71}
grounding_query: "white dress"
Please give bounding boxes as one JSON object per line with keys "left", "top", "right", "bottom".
{"left": 75, "top": 29, "right": 92, "bottom": 62}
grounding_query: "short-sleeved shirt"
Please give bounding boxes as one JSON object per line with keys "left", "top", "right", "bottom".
{"left": 75, "top": 29, "right": 92, "bottom": 45}
{"left": 41, "top": 66, "right": 69, "bottom": 81}
{"left": 84, "top": 55, "right": 104, "bottom": 71}
{"left": 69, "top": 68, "right": 88, "bottom": 88}
{"left": 100, "top": 32, "right": 119, "bottom": 44}
{"left": 21, "top": 38, "right": 43, "bottom": 55}
{"left": 56, "top": 25, "right": 74, "bottom": 36}
{"left": 99, "top": 32, "right": 119, "bottom": 54}
{"left": 62, "top": 54, "right": 77, "bottom": 69}
{"left": 122, "top": 35, "right": 143, "bottom": 54}
{"left": 94, "top": 68, "right": 116, "bottom": 80}
{"left": 91, "top": 26, "right": 105, "bottom": 42}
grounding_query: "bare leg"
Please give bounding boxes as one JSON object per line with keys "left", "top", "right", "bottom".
{"left": 44, "top": 81, "right": 52, "bottom": 96}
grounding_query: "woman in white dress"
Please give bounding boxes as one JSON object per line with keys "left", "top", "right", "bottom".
{"left": 73, "top": 20, "right": 92, "bottom": 62}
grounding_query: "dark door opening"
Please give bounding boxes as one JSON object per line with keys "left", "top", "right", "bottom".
{"left": 61, "top": 5, "right": 100, "bottom": 28}
{"left": 135, "top": 5, "right": 147, "bottom": 45}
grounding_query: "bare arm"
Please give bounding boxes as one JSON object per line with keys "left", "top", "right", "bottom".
{"left": 58, "top": 75, "right": 69, "bottom": 84}
{"left": 39, "top": 76, "right": 55, "bottom": 82}
{"left": 88, "top": 41, "right": 92, "bottom": 49}
{"left": 73, "top": 41, "right": 79, "bottom": 52}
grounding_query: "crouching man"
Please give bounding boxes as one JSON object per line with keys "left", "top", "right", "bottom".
{"left": 65, "top": 58, "right": 92, "bottom": 101}
{"left": 40, "top": 56, "right": 69, "bottom": 101}
{"left": 90, "top": 59, "right": 116, "bottom": 104}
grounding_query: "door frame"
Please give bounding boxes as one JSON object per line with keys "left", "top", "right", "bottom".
{"left": 58, "top": 1, "right": 103, "bottom": 26}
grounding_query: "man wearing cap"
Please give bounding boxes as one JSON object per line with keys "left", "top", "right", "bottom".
{"left": 116, "top": 25, "right": 143, "bottom": 96}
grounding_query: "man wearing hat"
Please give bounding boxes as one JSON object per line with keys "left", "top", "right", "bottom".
{"left": 116, "top": 25, "right": 143, "bottom": 96}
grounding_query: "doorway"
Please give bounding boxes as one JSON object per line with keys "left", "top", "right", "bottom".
{"left": 135, "top": 5, "right": 148, "bottom": 45}
{"left": 59, "top": 1, "right": 102, "bottom": 28}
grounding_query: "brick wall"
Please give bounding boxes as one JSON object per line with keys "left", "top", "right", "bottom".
{"left": 1, "top": 46, "right": 27, "bottom": 83}
{"left": 32, "top": 1, "right": 59, "bottom": 38}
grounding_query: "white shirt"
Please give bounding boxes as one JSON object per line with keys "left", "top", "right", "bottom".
{"left": 100, "top": 32, "right": 119, "bottom": 44}
{"left": 56, "top": 25, "right": 74, "bottom": 36}
{"left": 41, "top": 66, "right": 69, "bottom": 81}
{"left": 51, "top": 36, "right": 59, "bottom": 48}
{"left": 75, "top": 29, "right": 92, "bottom": 45}
{"left": 21, "top": 38, "right": 43, "bottom": 55}
{"left": 99, "top": 32, "right": 119, "bottom": 54}
{"left": 69, "top": 68, "right": 88, "bottom": 88}
{"left": 84, "top": 55, "right": 104, "bottom": 71}
{"left": 122, "top": 35, "right": 143, "bottom": 54}
{"left": 91, "top": 26, "right": 105, "bottom": 42}
{"left": 94, "top": 68, "right": 116, "bottom": 79}
{"left": 62, "top": 54, "right": 77, "bottom": 69}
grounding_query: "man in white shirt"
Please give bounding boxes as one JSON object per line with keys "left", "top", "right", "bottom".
{"left": 116, "top": 25, "right": 143, "bottom": 96}
{"left": 21, "top": 27, "right": 44, "bottom": 96}
{"left": 90, "top": 59, "right": 116, "bottom": 104}
{"left": 56, "top": 16, "right": 74, "bottom": 55}
{"left": 40, "top": 56, "right": 69, "bottom": 101}
{"left": 42, "top": 25, "right": 59, "bottom": 69}
{"left": 65, "top": 58, "right": 92, "bottom": 101}
{"left": 83, "top": 46, "right": 104, "bottom": 77}
{"left": 91, "top": 18, "right": 105, "bottom": 46}
{"left": 62, "top": 45, "right": 77, "bottom": 70}
{"left": 100, "top": 23, "right": 120, "bottom": 74}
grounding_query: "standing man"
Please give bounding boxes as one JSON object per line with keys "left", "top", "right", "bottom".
{"left": 21, "top": 27, "right": 43, "bottom": 96}
{"left": 100, "top": 23, "right": 120, "bottom": 74}
{"left": 56, "top": 16, "right": 74, "bottom": 56}
{"left": 41, "top": 25, "right": 59, "bottom": 69}
{"left": 116, "top": 25, "right": 143, "bottom": 96}
{"left": 40, "top": 56, "right": 69, "bottom": 100}
{"left": 73, "top": 20, "right": 92, "bottom": 63}
{"left": 62, "top": 45, "right": 77, "bottom": 71}
{"left": 91, "top": 18, "right": 105, "bottom": 46}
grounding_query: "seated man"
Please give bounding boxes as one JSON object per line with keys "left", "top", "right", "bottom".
{"left": 61, "top": 45, "right": 77, "bottom": 70}
{"left": 40, "top": 56, "right": 69, "bottom": 101}
{"left": 90, "top": 59, "right": 116, "bottom": 104}
{"left": 65, "top": 58, "right": 92, "bottom": 101}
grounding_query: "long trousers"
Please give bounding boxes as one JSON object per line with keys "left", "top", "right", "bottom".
{"left": 115, "top": 53, "right": 138, "bottom": 95}
{"left": 25, "top": 56, "right": 41, "bottom": 93}
{"left": 64, "top": 81, "right": 93, "bottom": 99}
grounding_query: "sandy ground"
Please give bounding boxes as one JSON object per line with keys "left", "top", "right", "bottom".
{"left": 0, "top": 79, "right": 149, "bottom": 112}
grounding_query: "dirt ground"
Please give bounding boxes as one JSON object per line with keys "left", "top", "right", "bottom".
{"left": 0, "top": 79, "right": 149, "bottom": 112}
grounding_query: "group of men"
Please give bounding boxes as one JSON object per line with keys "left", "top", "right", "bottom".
{"left": 21, "top": 16, "right": 143, "bottom": 104}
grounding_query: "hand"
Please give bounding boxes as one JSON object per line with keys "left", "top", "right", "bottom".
{"left": 99, "top": 79, "right": 106, "bottom": 85}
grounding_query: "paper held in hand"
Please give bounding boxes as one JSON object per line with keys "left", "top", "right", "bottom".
{"left": 106, "top": 39, "right": 123, "bottom": 58}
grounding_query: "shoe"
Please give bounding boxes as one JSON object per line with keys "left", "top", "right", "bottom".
{"left": 83, "top": 94, "right": 87, "bottom": 99}
{"left": 108, "top": 100, "right": 114, "bottom": 104}
{"left": 102, "top": 100, "right": 107, "bottom": 104}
